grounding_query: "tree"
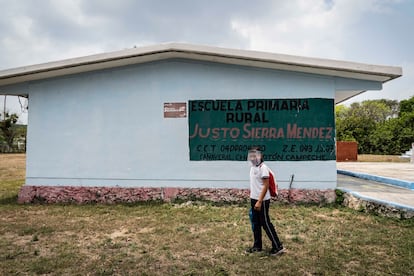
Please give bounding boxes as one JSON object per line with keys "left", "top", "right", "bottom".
{"left": 399, "top": 96, "right": 414, "bottom": 115}
{"left": 369, "top": 118, "right": 401, "bottom": 154}
{"left": 0, "top": 112, "right": 19, "bottom": 151}
{"left": 396, "top": 105, "right": 414, "bottom": 151}
{"left": 335, "top": 105, "right": 356, "bottom": 141}
{"left": 336, "top": 96, "right": 414, "bottom": 155}
{"left": 348, "top": 100, "right": 391, "bottom": 124}
{"left": 336, "top": 100, "right": 391, "bottom": 153}
{"left": 377, "top": 99, "right": 399, "bottom": 118}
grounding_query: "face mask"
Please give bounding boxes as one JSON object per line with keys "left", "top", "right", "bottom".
{"left": 247, "top": 150, "right": 262, "bottom": 166}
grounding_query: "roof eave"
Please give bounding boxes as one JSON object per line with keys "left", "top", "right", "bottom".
{"left": 0, "top": 43, "right": 403, "bottom": 86}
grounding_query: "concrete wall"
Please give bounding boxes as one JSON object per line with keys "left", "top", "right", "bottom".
{"left": 21, "top": 59, "right": 349, "bottom": 191}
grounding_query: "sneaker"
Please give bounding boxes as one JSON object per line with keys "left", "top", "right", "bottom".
{"left": 245, "top": 247, "right": 262, "bottom": 254}
{"left": 269, "top": 247, "right": 286, "bottom": 256}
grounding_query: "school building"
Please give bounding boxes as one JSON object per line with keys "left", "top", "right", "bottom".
{"left": 0, "top": 43, "right": 402, "bottom": 203}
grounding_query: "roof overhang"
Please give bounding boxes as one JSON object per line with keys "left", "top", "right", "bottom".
{"left": 0, "top": 43, "right": 402, "bottom": 103}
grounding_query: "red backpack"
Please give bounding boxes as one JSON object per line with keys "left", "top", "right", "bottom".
{"left": 269, "top": 170, "right": 278, "bottom": 197}
{"left": 260, "top": 164, "right": 278, "bottom": 197}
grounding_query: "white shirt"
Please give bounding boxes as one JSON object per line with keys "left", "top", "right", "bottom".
{"left": 250, "top": 162, "right": 271, "bottom": 200}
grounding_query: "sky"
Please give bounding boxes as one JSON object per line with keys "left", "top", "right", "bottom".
{"left": 1, "top": 0, "right": 413, "bottom": 124}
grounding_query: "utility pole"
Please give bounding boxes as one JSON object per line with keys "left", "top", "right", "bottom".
{"left": 2, "top": 95, "right": 5, "bottom": 120}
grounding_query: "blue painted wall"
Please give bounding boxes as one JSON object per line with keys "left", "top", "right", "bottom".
{"left": 3, "top": 59, "right": 380, "bottom": 190}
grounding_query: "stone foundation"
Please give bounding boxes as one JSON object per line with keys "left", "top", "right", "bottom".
{"left": 18, "top": 185, "right": 336, "bottom": 204}
{"left": 342, "top": 192, "right": 414, "bottom": 219}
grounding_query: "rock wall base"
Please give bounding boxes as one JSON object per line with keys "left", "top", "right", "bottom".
{"left": 18, "top": 185, "right": 336, "bottom": 204}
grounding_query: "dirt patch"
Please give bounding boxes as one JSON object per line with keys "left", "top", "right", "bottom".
{"left": 109, "top": 227, "right": 129, "bottom": 239}
{"left": 2, "top": 232, "right": 32, "bottom": 247}
{"left": 136, "top": 227, "right": 155, "bottom": 234}
{"left": 0, "top": 153, "right": 26, "bottom": 181}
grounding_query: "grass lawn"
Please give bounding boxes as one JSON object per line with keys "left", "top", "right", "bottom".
{"left": 1, "top": 154, "right": 413, "bottom": 275}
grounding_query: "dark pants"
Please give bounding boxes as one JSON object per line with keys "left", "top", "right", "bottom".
{"left": 250, "top": 198, "right": 283, "bottom": 250}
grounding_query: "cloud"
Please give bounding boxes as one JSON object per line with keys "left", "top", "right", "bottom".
{"left": 230, "top": 0, "right": 402, "bottom": 59}
{"left": 0, "top": 0, "right": 407, "bottom": 67}
{"left": 0, "top": 0, "right": 412, "bottom": 123}
{"left": 0, "top": 0, "right": 262, "bottom": 68}
{"left": 0, "top": 0, "right": 115, "bottom": 68}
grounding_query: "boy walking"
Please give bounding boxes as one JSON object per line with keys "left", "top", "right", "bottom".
{"left": 246, "top": 147, "right": 285, "bottom": 256}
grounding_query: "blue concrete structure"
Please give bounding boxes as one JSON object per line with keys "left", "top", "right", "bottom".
{"left": 338, "top": 170, "right": 414, "bottom": 190}
{"left": 0, "top": 43, "right": 402, "bottom": 203}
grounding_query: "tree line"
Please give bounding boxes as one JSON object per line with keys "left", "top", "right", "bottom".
{"left": 0, "top": 112, "right": 26, "bottom": 153}
{"left": 336, "top": 96, "right": 414, "bottom": 155}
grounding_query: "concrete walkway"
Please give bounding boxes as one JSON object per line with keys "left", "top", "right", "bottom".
{"left": 337, "top": 174, "right": 414, "bottom": 210}
{"left": 337, "top": 162, "right": 414, "bottom": 182}
{"left": 336, "top": 162, "right": 414, "bottom": 215}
